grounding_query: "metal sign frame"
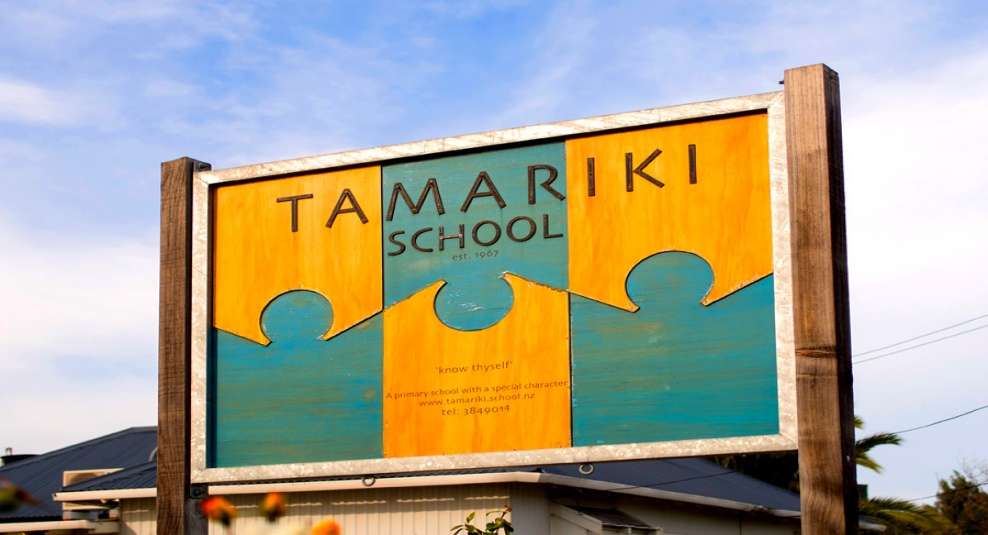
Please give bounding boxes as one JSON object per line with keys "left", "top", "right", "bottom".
{"left": 183, "top": 90, "right": 797, "bottom": 484}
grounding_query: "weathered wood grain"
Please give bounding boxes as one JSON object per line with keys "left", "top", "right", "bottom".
{"left": 159, "top": 157, "right": 209, "bottom": 535}
{"left": 383, "top": 274, "right": 571, "bottom": 457}
{"left": 212, "top": 166, "right": 383, "bottom": 345}
{"left": 566, "top": 113, "right": 773, "bottom": 311}
{"left": 785, "top": 64, "right": 857, "bottom": 533}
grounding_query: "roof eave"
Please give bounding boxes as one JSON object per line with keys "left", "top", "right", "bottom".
{"left": 55, "top": 470, "right": 799, "bottom": 518}
{"left": 53, "top": 488, "right": 157, "bottom": 502}
{"left": 538, "top": 473, "right": 801, "bottom": 518}
{"left": 0, "top": 519, "right": 119, "bottom": 533}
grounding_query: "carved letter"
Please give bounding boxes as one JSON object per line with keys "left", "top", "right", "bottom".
{"left": 388, "top": 230, "right": 407, "bottom": 256}
{"left": 438, "top": 225, "right": 466, "bottom": 251}
{"left": 472, "top": 220, "right": 502, "bottom": 247}
{"left": 506, "top": 216, "right": 536, "bottom": 242}
{"left": 326, "top": 189, "right": 369, "bottom": 228}
{"left": 527, "top": 164, "right": 564, "bottom": 204}
{"left": 276, "top": 193, "right": 313, "bottom": 232}
{"left": 625, "top": 149, "right": 664, "bottom": 191}
{"left": 411, "top": 228, "right": 434, "bottom": 252}
{"left": 542, "top": 214, "right": 563, "bottom": 239}
{"left": 587, "top": 157, "right": 596, "bottom": 197}
{"left": 689, "top": 144, "right": 697, "bottom": 184}
{"left": 386, "top": 178, "right": 446, "bottom": 221}
{"left": 460, "top": 171, "right": 506, "bottom": 212}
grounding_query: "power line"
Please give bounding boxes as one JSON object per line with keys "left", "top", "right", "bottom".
{"left": 905, "top": 479, "right": 988, "bottom": 503}
{"left": 577, "top": 400, "right": 988, "bottom": 499}
{"left": 786, "top": 480, "right": 988, "bottom": 519}
{"left": 853, "top": 313, "right": 988, "bottom": 357}
{"left": 893, "top": 403, "right": 988, "bottom": 434}
{"left": 790, "top": 480, "right": 988, "bottom": 518}
{"left": 623, "top": 401, "right": 988, "bottom": 486}
{"left": 853, "top": 324, "right": 988, "bottom": 365}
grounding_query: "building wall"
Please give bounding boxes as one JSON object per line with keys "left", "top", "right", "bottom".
{"left": 599, "top": 495, "right": 798, "bottom": 535}
{"left": 116, "top": 483, "right": 799, "bottom": 535}
{"left": 508, "top": 483, "right": 551, "bottom": 533}
{"left": 120, "top": 498, "right": 156, "bottom": 535}
{"left": 215, "top": 483, "right": 515, "bottom": 535}
{"left": 549, "top": 488, "right": 799, "bottom": 535}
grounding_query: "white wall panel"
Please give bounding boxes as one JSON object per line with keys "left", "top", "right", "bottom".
{"left": 119, "top": 498, "right": 156, "bottom": 535}
{"left": 213, "top": 483, "right": 518, "bottom": 535}
{"left": 118, "top": 481, "right": 798, "bottom": 535}
{"left": 508, "top": 483, "right": 550, "bottom": 534}
{"left": 619, "top": 498, "right": 798, "bottom": 535}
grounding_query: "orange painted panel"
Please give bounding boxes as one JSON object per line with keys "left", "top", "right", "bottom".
{"left": 213, "top": 167, "right": 382, "bottom": 344}
{"left": 382, "top": 273, "right": 571, "bottom": 457}
{"left": 566, "top": 113, "right": 772, "bottom": 311}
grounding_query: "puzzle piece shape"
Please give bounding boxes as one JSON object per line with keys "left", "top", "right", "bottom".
{"left": 211, "top": 290, "right": 383, "bottom": 467}
{"left": 382, "top": 273, "right": 571, "bottom": 457}
{"left": 565, "top": 113, "right": 773, "bottom": 311}
{"left": 213, "top": 166, "right": 383, "bottom": 345}
{"left": 433, "top": 274, "right": 515, "bottom": 331}
{"left": 382, "top": 142, "right": 568, "bottom": 329}
{"left": 571, "top": 251, "right": 778, "bottom": 447}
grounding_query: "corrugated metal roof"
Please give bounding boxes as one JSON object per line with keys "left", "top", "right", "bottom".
{"left": 25, "top": 427, "right": 801, "bottom": 519}
{"left": 0, "top": 427, "right": 156, "bottom": 522}
{"left": 542, "top": 458, "right": 801, "bottom": 513}
{"left": 63, "top": 461, "right": 157, "bottom": 492}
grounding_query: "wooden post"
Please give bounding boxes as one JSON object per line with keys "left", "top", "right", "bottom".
{"left": 159, "top": 157, "right": 210, "bottom": 535}
{"left": 785, "top": 64, "right": 857, "bottom": 533}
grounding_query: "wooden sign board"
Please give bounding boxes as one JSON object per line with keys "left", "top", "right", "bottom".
{"left": 185, "top": 91, "right": 798, "bottom": 483}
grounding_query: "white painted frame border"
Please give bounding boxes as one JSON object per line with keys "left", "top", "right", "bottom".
{"left": 190, "top": 91, "right": 795, "bottom": 484}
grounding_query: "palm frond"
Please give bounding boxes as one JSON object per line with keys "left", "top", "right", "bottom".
{"left": 856, "top": 454, "right": 884, "bottom": 474}
{"left": 859, "top": 496, "right": 952, "bottom": 534}
{"left": 856, "top": 432, "right": 903, "bottom": 451}
{"left": 855, "top": 429, "right": 903, "bottom": 475}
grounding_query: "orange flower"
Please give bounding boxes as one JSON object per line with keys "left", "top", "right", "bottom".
{"left": 311, "top": 518, "right": 341, "bottom": 535}
{"left": 200, "top": 496, "right": 237, "bottom": 527}
{"left": 261, "top": 492, "right": 287, "bottom": 522}
{"left": 0, "top": 478, "right": 40, "bottom": 514}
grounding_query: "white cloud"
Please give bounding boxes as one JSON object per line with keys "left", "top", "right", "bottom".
{"left": 0, "top": 212, "right": 159, "bottom": 454}
{"left": 0, "top": 217, "right": 159, "bottom": 374}
{"left": 0, "top": 137, "right": 48, "bottom": 162}
{"left": 0, "top": 78, "right": 116, "bottom": 128}
{"left": 417, "top": 0, "right": 530, "bottom": 19}
{"left": 498, "top": 1, "right": 599, "bottom": 125}
{"left": 840, "top": 45, "right": 988, "bottom": 500}
{"left": 844, "top": 49, "right": 988, "bottom": 326}
{"left": 143, "top": 79, "right": 199, "bottom": 99}
{"left": 1, "top": 373, "right": 156, "bottom": 455}
{"left": 0, "top": 0, "right": 255, "bottom": 48}
{"left": 154, "top": 34, "right": 407, "bottom": 166}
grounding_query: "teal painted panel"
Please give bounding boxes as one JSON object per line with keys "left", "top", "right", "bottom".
{"left": 210, "top": 291, "right": 383, "bottom": 467}
{"left": 571, "top": 252, "right": 778, "bottom": 446}
{"left": 383, "top": 142, "right": 567, "bottom": 330}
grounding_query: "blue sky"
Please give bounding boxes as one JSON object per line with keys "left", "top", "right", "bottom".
{"left": 2, "top": 0, "right": 987, "bottom": 504}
